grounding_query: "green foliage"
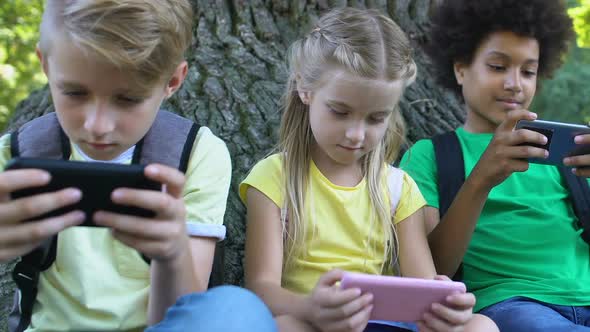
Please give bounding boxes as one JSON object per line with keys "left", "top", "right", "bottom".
{"left": 0, "top": 0, "right": 45, "bottom": 130}
{"left": 533, "top": 0, "right": 590, "bottom": 124}
{"left": 533, "top": 45, "right": 590, "bottom": 124}
{"left": 570, "top": 0, "right": 590, "bottom": 48}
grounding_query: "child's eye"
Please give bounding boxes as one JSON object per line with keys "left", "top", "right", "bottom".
{"left": 117, "top": 95, "right": 143, "bottom": 104}
{"left": 330, "top": 108, "right": 347, "bottom": 117}
{"left": 368, "top": 116, "right": 386, "bottom": 124}
{"left": 63, "top": 91, "right": 87, "bottom": 98}
{"left": 487, "top": 64, "right": 505, "bottom": 71}
{"left": 523, "top": 70, "right": 537, "bottom": 77}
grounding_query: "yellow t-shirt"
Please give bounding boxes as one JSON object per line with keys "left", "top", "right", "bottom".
{"left": 239, "top": 154, "right": 426, "bottom": 295}
{"left": 0, "top": 126, "right": 231, "bottom": 332}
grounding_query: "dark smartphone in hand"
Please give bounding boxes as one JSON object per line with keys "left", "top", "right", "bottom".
{"left": 515, "top": 119, "right": 590, "bottom": 165}
{"left": 4, "top": 158, "right": 162, "bottom": 227}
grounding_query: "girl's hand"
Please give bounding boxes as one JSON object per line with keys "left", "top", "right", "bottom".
{"left": 471, "top": 110, "right": 548, "bottom": 190}
{"left": 306, "top": 269, "right": 373, "bottom": 332}
{"left": 0, "top": 169, "right": 84, "bottom": 262}
{"left": 564, "top": 133, "right": 590, "bottom": 177}
{"left": 93, "top": 163, "right": 189, "bottom": 263}
{"left": 417, "top": 275, "right": 474, "bottom": 332}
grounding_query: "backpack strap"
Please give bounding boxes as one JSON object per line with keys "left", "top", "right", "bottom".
{"left": 131, "top": 110, "right": 199, "bottom": 264}
{"left": 560, "top": 166, "right": 590, "bottom": 244}
{"left": 9, "top": 239, "right": 57, "bottom": 332}
{"left": 386, "top": 166, "right": 404, "bottom": 275}
{"left": 432, "top": 132, "right": 465, "bottom": 217}
{"left": 132, "top": 110, "right": 199, "bottom": 172}
{"left": 432, "top": 131, "right": 465, "bottom": 280}
{"left": 10, "top": 112, "right": 71, "bottom": 280}
{"left": 9, "top": 113, "right": 69, "bottom": 332}
{"left": 11, "top": 113, "right": 70, "bottom": 160}
{"left": 387, "top": 166, "right": 404, "bottom": 216}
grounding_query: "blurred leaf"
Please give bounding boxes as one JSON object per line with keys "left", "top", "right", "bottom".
{"left": 533, "top": 45, "right": 590, "bottom": 124}
{"left": 533, "top": 1, "right": 590, "bottom": 123}
{"left": 569, "top": 0, "right": 590, "bottom": 47}
{"left": 0, "top": 0, "right": 45, "bottom": 131}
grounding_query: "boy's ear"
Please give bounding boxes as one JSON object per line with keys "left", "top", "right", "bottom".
{"left": 36, "top": 44, "right": 49, "bottom": 77}
{"left": 295, "top": 73, "right": 311, "bottom": 105}
{"left": 453, "top": 61, "right": 465, "bottom": 86}
{"left": 165, "top": 61, "right": 188, "bottom": 98}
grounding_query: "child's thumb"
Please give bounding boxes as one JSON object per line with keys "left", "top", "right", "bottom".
{"left": 434, "top": 274, "right": 452, "bottom": 281}
{"left": 317, "top": 269, "right": 343, "bottom": 287}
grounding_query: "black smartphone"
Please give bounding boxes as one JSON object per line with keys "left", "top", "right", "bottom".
{"left": 515, "top": 119, "right": 590, "bottom": 165}
{"left": 4, "top": 158, "right": 162, "bottom": 227}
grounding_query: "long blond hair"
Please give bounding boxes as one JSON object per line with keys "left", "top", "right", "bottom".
{"left": 279, "top": 7, "right": 416, "bottom": 271}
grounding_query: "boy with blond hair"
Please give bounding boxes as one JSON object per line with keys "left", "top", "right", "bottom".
{"left": 1, "top": 1, "right": 275, "bottom": 331}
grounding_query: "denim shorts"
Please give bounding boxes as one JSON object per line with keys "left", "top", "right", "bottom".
{"left": 365, "top": 320, "right": 418, "bottom": 332}
{"left": 479, "top": 296, "right": 590, "bottom": 332}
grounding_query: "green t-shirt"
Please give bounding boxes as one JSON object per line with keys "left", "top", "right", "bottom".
{"left": 400, "top": 127, "right": 590, "bottom": 312}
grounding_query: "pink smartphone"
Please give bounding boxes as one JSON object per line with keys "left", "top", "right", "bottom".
{"left": 340, "top": 272, "right": 466, "bottom": 322}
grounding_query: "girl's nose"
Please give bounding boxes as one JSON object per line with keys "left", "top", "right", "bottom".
{"left": 345, "top": 122, "right": 365, "bottom": 144}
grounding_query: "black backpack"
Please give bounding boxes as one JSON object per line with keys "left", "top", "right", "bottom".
{"left": 7, "top": 110, "right": 199, "bottom": 332}
{"left": 432, "top": 131, "right": 590, "bottom": 280}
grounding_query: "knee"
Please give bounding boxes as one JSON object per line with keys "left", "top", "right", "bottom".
{"left": 208, "top": 285, "right": 276, "bottom": 321}
{"left": 466, "top": 314, "right": 499, "bottom": 332}
{"left": 188, "top": 286, "right": 277, "bottom": 331}
{"left": 208, "top": 285, "right": 268, "bottom": 308}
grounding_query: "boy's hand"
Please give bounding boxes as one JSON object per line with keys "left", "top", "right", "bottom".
{"left": 93, "top": 164, "right": 189, "bottom": 263}
{"left": 306, "top": 269, "right": 373, "bottom": 332}
{"left": 0, "top": 169, "right": 84, "bottom": 262}
{"left": 471, "top": 109, "right": 548, "bottom": 189}
{"left": 564, "top": 133, "right": 590, "bottom": 177}
{"left": 417, "top": 275, "right": 474, "bottom": 332}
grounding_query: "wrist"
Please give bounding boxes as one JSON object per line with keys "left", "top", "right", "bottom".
{"left": 301, "top": 295, "right": 317, "bottom": 327}
{"left": 153, "top": 242, "right": 192, "bottom": 270}
{"left": 464, "top": 169, "right": 494, "bottom": 195}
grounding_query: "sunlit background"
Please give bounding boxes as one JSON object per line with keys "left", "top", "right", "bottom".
{"left": 0, "top": 0, "right": 45, "bottom": 130}
{"left": 0, "top": 0, "right": 590, "bottom": 131}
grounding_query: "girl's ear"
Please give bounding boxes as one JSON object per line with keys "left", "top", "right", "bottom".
{"left": 295, "top": 73, "right": 311, "bottom": 105}
{"left": 298, "top": 90, "right": 311, "bottom": 105}
{"left": 453, "top": 61, "right": 466, "bottom": 85}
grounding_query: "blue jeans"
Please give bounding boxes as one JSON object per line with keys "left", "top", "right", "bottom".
{"left": 146, "top": 285, "right": 277, "bottom": 332}
{"left": 479, "top": 296, "right": 590, "bottom": 331}
{"left": 365, "top": 320, "right": 417, "bottom": 332}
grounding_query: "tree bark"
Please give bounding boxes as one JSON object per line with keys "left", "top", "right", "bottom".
{"left": 0, "top": 0, "right": 464, "bottom": 328}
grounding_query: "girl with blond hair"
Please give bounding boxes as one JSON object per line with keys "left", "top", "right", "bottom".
{"left": 240, "top": 7, "right": 498, "bottom": 332}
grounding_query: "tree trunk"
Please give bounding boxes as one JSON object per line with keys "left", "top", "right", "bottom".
{"left": 0, "top": 0, "right": 464, "bottom": 328}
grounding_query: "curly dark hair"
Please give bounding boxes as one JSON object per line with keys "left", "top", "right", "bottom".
{"left": 425, "top": 0, "right": 574, "bottom": 98}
